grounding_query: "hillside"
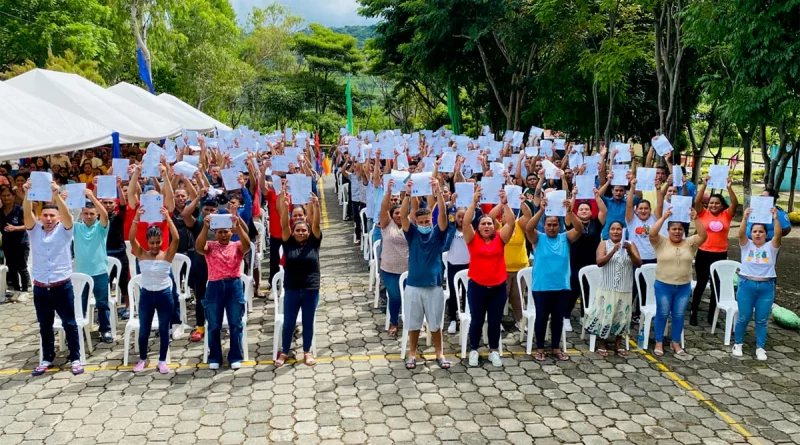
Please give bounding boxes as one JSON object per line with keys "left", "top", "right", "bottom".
{"left": 329, "top": 25, "right": 376, "bottom": 49}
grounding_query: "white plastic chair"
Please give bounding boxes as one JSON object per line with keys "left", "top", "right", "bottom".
{"left": 254, "top": 221, "right": 267, "bottom": 282}
{"left": 578, "top": 265, "right": 629, "bottom": 352}
{"left": 123, "top": 275, "right": 171, "bottom": 366}
{"left": 171, "top": 253, "right": 192, "bottom": 327}
{"left": 203, "top": 276, "right": 252, "bottom": 363}
{"left": 125, "top": 240, "right": 136, "bottom": 279}
{"left": 710, "top": 260, "right": 741, "bottom": 346}
{"left": 370, "top": 240, "right": 382, "bottom": 306}
{"left": 341, "top": 183, "right": 350, "bottom": 220}
{"left": 454, "top": 270, "right": 473, "bottom": 358}
{"left": 442, "top": 252, "right": 449, "bottom": 296}
{"left": 516, "top": 267, "right": 566, "bottom": 355}
{"left": 40, "top": 273, "right": 94, "bottom": 364}
{"left": 363, "top": 226, "right": 373, "bottom": 262}
{"left": 336, "top": 172, "right": 343, "bottom": 205}
{"left": 0, "top": 265, "right": 8, "bottom": 299}
{"left": 271, "top": 271, "right": 316, "bottom": 360}
{"left": 635, "top": 264, "right": 685, "bottom": 350}
{"left": 358, "top": 208, "right": 369, "bottom": 249}
{"left": 87, "top": 257, "right": 121, "bottom": 336}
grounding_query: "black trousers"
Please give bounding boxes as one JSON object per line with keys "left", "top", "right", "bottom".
{"left": 691, "top": 249, "right": 728, "bottom": 316}
{"left": 4, "top": 242, "right": 30, "bottom": 292}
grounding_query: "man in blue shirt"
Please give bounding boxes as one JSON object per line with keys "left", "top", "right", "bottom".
{"left": 401, "top": 177, "right": 449, "bottom": 370}
{"left": 745, "top": 189, "right": 792, "bottom": 240}
{"left": 598, "top": 176, "right": 635, "bottom": 239}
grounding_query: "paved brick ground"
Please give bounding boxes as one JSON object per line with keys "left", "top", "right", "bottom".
{"left": 0, "top": 178, "right": 798, "bottom": 444}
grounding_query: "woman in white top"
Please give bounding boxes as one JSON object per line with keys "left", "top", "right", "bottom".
{"left": 378, "top": 179, "right": 409, "bottom": 338}
{"left": 627, "top": 178, "right": 659, "bottom": 324}
{"left": 445, "top": 206, "right": 470, "bottom": 334}
{"left": 732, "top": 207, "right": 783, "bottom": 361}
{"left": 129, "top": 206, "right": 179, "bottom": 374}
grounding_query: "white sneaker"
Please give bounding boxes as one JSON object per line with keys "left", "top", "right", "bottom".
{"left": 468, "top": 350, "right": 479, "bottom": 367}
{"left": 756, "top": 348, "right": 767, "bottom": 361}
{"left": 208, "top": 362, "right": 220, "bottom": 370}
{"left": 488, "top": 351, "right": 503, "bottom": 367}
{"left": 731, "top": 344, "right": 743, "bottom": 357}
{"left": 563, "top": 319, "right": 573, "bottom": 332}
{"left": 171, "top": 325, "right": 183, "bottom": 340}
{"left": 447, "top": 321, "right": 457, "bottom": 335}
{"left": 230, "top": 361, "right": 242, "bottom": 370}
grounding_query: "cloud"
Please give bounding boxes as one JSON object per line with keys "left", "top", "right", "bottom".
{"left": 229, "top": 0, "right": 379, "bottom": 27}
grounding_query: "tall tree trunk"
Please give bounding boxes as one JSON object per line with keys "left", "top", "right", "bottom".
{"left": 129, "top": 3, "right": 152, "bottom": 88}
{"left": 604, "top": 85, "right": 616, "bottom": 146}
{"left": 789, "top": 140, "right": 799, "bottom": 212}
{"left": 593, "top": 80, "right": 600, "bottom": 151}
{"left": 738, "top": 125, "right": 753, "bottom": 207}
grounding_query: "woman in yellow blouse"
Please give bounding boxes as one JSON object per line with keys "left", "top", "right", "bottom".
{"left": 488, "top": 193, "right": 531, "bottom": 330}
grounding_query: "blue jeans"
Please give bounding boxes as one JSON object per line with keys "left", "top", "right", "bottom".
{"left": 136, "top": 259, "right": 181, "bottom": 325}
{"left": 81, "top": 273, "right": 111, "bottom": 333}
{"left": 282, "top": 288, "right": 319, "bottom": 354}
{"left": 468, "top": 281, "right": 507, "bottom": 350}
{"left": 734, "top": 277, "right": 775, "bottom": 348}
{"left": 204, "top": 278, "right": 245, "bottom": 364}
{"left": 381, "top": 271, "right": 402, "bottom": 326}
{"left": 34, "top": 282, "right": 80, "bottom": 362}
{"left": 654, "top": 281, "right": 691, "bottom": 343}
{"left": 138, "top": 287, "right": 173, "bottom": 362}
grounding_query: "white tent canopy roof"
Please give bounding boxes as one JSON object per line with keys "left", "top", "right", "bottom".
{"left": 7, "top": 69, "right": 181, "bottom": 143}
{"left": 156, "top": 93, "right": 231, "bottom": 132}
{"left": 0, "top": 82, "right": 112, "bottom": 161}
{"left": 108, "top": 82, "right": 216, "bottom": 133}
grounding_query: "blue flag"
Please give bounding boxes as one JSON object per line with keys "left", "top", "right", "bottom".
{"left": 137, "top": 47, "right": 155, "bottom": 94}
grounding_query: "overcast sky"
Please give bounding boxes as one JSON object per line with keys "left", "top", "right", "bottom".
{"left": 229, "top": 0, "right": 379, "bottom": 27}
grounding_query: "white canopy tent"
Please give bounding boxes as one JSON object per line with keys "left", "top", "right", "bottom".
{"left": 157, "top": 93, "right": 231, "bottom": 132}
{"left": 7, "top": 69, "right": 181, "bottom": 143}
{"left": 0, "top": 82, "right": 112, "bottom": 161}
{"left": 108, "top": 82, "right": 216, "bottom": 133}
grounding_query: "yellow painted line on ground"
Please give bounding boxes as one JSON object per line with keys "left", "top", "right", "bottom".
{"left": 628, "top": 339, "right": 761, "bottom": 445}
{"left": 318, "top": 179, "right": 329, "bottom": 229}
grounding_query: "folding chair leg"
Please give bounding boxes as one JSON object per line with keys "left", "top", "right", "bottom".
{"left": 561, "top": 325, "right": 567, "bottom": 352}
{"left": 589, "top": 334, "right": 597, "bottom": 352}
{"left": 272, "top": 321, "right": 282, "bottom": 361}
{"left": 460, "top": 329, "right": 468, "bottom": 359}
{"left": 641, "top": 316, "right": 652, "bottom": 350}
{"left": 400, "top": 328, "right": 409, "bottom": 360}
{"left": 710, "top": 308, "right": 720, "bottom": 334}
{"left": 723, "top": 311, "right": 736, "bottom": 346}
{"left": 123, "top": 331, "right": 131, "bottom": 366}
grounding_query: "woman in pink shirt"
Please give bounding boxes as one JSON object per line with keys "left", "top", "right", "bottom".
{"left": 195, "top": 213, "right": 251, "bottom": 370}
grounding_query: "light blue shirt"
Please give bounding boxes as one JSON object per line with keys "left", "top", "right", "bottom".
{"left": 73, "top": 220, "right": 109, "bottom": 276}
{"left": 532, "top": 232, "right": 571, "bottom": 291}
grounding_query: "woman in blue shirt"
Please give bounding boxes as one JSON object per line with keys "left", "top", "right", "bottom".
{"left": 525, "top": 197, "right": 584, "bottom": 362}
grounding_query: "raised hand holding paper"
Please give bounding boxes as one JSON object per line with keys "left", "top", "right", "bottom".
{"left": 611, "top": 165, "right": 630, "bottom": 186}
{"left": 574, "top": 175, "right": 595, "bottom": 200}
{"left": 65, "top": 183, "right": 86, "bottom": 209}
{"left": 173, "top": 161, "right": 199, "bottom": 179}
{"left": 613, "top": 144, "right": 631, "bottom": 163}
{"left": 672, "top": 165, "right": 683, "bottom": 187}
{"left": 583, "top": 155, "right": 601, "bottom": 176}
{"left": 270, "top": 155, "right": 291, "bottom": 172}
{"left": 505, "top": 185, "right": 523, "bottom": 209}
{"left": 287, "top": 174, "right": 312, "bottom": 204}
{"left": 210, "top": 214, "right": 233, "bottom": 230}
{"left": 271, "top": 175, "right": 282, "bottom": 194}
{"left": 455, "top": 182, "right": 474, "bottom": 208}
{"left": 707, "top": 165, "right": 729, "bottom": 189}
{"left": 27, "top": 172, "right": 53, "bottom": 201}
{"left": 221, "top": 168, "right": 242, "bottom": 190}
{"left": 545, "top": 190, "right": 567, "bottom": 217}
{"left": 748, "top": 196, "right": 773, "bottom": 224}
{"left": 410, "top": 172, "right": 433, "bottom": 197}
{"left": 112, "top": 159, "right": 130, "bottom": 180}
{"left": 652, "top": 135, "right": 673, "bottom": 156}
{"left": 439, "top": 152, "right": 457, "bottom": 173}
{"left": 480, "top": 176, "right": 503, "bottom": 204}
{"left": 670, "top": 195, "right": 692, "bottom": 223}
{"left": 539, "top": 140, "right": 554, "bottom": 157}
{"left": 96, "top": 175, "right": 117, "bottom": 199}
{"left": 141, "top": 194, "right": 164, "bottom": 223}
{"left": 635, "top": 168, "right": 656, "bottom": 191}
{"left": 542, "top": 160, "right": 557, "bottom": 179}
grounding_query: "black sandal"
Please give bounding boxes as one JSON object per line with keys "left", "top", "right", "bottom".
{"left": 436, "top": 357, "right": 451, "bottom": 369}
{"left": 405, "top": 358, "right": 417, "bottom": 370}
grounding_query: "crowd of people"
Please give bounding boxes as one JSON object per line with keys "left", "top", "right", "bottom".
{"left": 0, "top": 125, "right": 791, "bottom": 376}
{"left": 333, "top": 128, "right": 790, "bottom": 368}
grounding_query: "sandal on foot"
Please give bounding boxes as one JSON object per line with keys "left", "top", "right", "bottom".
{"left": 274, "top": 353, "right": 288, "bottom": 367}
{"left": 388, "top": 325, "right": 398, "bottom": 338}
{"left": 673, "top": 347, "right": 686, "bottom": 356}
{"left": 405, "top": 358, "right": 417, "bottom": 370}
{"left": 596, "top": 348, "right": 608, "bottom": 358}
{"left": 553, "top": 351, "right": 570, "bottom": 361}
{"left": 617, "top": 348, "right": 630, "bottom": 357}
{"left": 653, "top": 348, "right": 664, "bottom": 357}
{"left": 534, "top": 351, "right": 547, "bottom": 362}
{"left": 304, "top": 353, "right": 316, "bottom": 367}
{"left": 436, "top": 357, "right": 451, "bottom": 369}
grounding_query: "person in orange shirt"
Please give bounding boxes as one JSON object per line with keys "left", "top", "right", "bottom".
{"left": 78, "top": 161, "right": 95, "bottom": 187}
{"left": 690, "top": 175, "right": 738, "bottom": 326}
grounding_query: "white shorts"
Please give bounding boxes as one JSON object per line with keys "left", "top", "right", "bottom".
{"left": 404, "top": 285, "right": 445, "bottom": 332}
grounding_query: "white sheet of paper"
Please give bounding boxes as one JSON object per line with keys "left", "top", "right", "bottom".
{"left": 271, "top": 155, "right": 291, "bottom": 172}
{"left": 672, "top": 165, "right": 683, "bottom": 187}
{"left": 140, "top": 194, "right": 164, "bottom": 223}
{"left": 27, "top": 171, "right": 53, "bottom": 201}
{"left": 112, "top": 159, "right": 130, "bottom": 180}
{"left": 440, "top": 152, "right": 457, "bottom": 173}
{"left": 545, "top": 190, "right": 567, "bottom": 217}
{"left": 231, "top": 152, "right": 248, "bottom": 173}
{"left": 583, "top": 155, "right": 601, "bottom": 176}
{"left": 575, "top": 175, "right": 596, "bottom": 200}
{"left": 529, "top": 126, "right": 544, "bottom": 138}
{"left": 748, "top": 196, "right": 773, "bottom": 224}
{"left": 388, "top": 170, "right": 408, "bottom": 195}
{"left": 285, "top": 127, "right": 293, "bottom": 142}
{"left": 463, "top": 151, "right": 480, "bottom": 175}
{"left": 613, "top": 144, "right": 631, "bottom": 163}
{"left": 611, "top": 165, "right": 630, "bottom": 186}
{"left": 95, "top": 175, "right": 117, "bottom": 199}
{"left": 542, "top": 160, "right": 558, "bottom": 180}
{"left": 568, "top": 151, "right": 584, "bottom": 169}
{"left": 573, "top": 144, "right": 585, "bottom": 153}
{"left": 707, "top": 165, "right": 730, "bottom": 189}
{"left": 554, "top": 139, "right": 566, "bottom": 151}
{"left": 480, "top": 176, "right": 504, "bottom": 205}
{"left": 669, "top": 195, "right": 692, "bottom": 223}
{"left": 221, "top": 168, "right": 241, "bottom": 190}
{"left": 142, "top": 153, "right": 160, "bottom": 178}
{"left": 525, "top": 146, "right": 538, "bottom": 157}
{"left": 455, "top": 182, "right": 474, "bottom": 208}
{"left": 421, "top": 157, "right": 436, "bottom": 173}
{"left": 173, "top": 161, "right": 199, "bottom": 179}
{"left": 65, "top": 183, "right": 86, "bottom": 209}
{"left": 183, "top": 155, "right": 199, "bottom": 166}
{"left": 271, "top": 175, "right": 282, "bottom": 194}
{"left": 287, "top": 174, "right": 312, "bottom": 204}
{"left": 652, "top": 135, "right": 673, "bottom": 156}
{"left": 505, "top": 185, "right": 523, "bottom": 209}
{"left": 210, "top": 214, "right": 233, "bottom": 230}
{"left": 489, "top": 162, "right": 505, "bottom": 177}
{"left": 539, "top": 140, "right": 554, "bottom": 157}
{"left": 636, "top": 168, "right": 656, "bottom": 192}
{"left": 410, "top": 172, "right": 433, "bottom": 197}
